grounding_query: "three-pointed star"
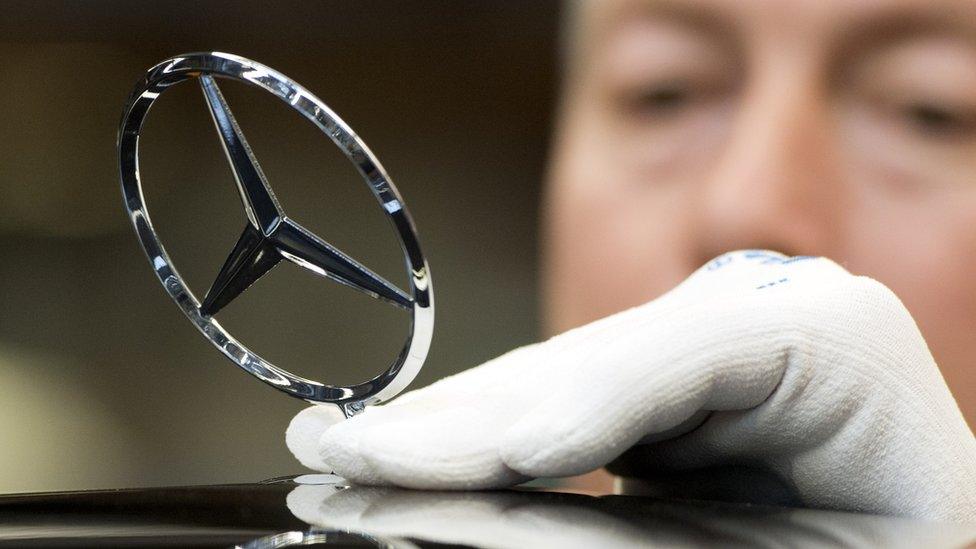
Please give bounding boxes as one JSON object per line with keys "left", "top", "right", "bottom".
{"left": 196, "top": 74, "right": 411, "bottom": 317}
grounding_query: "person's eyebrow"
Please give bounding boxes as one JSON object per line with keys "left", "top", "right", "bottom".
{"left": 856, "top": 1, "right": 976, "bottom": 36}
{"left": 586, "top": 0, "right": 976, "bottom": 55}
{"left": 593, "top": 0, "right": 737, "bottom": 47}
{"left": 830, "top": 2, "right": 976, "bottom": 57}
{"left": 559, "top": 0, "right": 744, "bottom": 95}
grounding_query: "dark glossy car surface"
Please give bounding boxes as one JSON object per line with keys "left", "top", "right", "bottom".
{"left": 2, "top": 475, "right": 975, "bottom": 548}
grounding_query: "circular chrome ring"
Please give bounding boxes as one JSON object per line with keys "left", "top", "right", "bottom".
{"left": 118, "top": 52, "right": 433, "bottom": 415}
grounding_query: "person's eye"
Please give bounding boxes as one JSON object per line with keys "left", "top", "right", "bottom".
{"left": 901, "top": 101, "right": 976, "bottom": 136}
{"left": 619, "top": 82, "right": 694, "bottom": 119}
{"left": 842, "top": 36, "right": 976, "bottom": 141}
{"left": 635, "top": 85, "right": 690, "bottom": 114}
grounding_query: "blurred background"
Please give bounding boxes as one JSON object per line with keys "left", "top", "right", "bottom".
{"left": 0, "top": 1, "right": 559, "bottom": 492}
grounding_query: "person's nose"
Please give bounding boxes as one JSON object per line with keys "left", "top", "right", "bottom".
{"left": 695, "top": 62, "right": 845, "bottom": 263}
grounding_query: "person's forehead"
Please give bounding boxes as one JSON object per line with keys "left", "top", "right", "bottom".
{"left": 578, "top": 0, "right": 976, "bottom": 48}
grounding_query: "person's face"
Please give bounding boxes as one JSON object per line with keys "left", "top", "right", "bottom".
{"left": 544, "top": 0, "right": 976, "bottom": 425}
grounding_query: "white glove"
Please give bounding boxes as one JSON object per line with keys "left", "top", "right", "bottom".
{"left": 287, "top": 251, "right": 976, "bottom": 522}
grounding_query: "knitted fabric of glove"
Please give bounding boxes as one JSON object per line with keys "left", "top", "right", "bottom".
{"left": 287, "top": 251, "right": 976, "bottom": 522}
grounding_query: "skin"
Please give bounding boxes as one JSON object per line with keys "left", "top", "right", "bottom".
{"left": 543, "top": 0, "right": 976, "bottom": 440}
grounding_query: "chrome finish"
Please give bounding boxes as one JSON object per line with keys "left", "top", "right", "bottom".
{"left": 119, "top": 52, "right": 434, "bottom": 416}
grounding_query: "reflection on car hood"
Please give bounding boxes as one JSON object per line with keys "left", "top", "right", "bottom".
{"left": 0, "top": 475, "right": 974, "bottom": 548}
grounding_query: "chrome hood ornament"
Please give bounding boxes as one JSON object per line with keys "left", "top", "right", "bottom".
{"left": 118, "top": 52, "right": 433, "bottom": 418}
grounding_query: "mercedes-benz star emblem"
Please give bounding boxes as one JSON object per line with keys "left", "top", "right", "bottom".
{"left": 118, "top": 52, "right": 434, "bottom": 418}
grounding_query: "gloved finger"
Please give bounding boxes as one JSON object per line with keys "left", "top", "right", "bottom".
{"left": 313, "top": 318, "right": 658, "bottom": 485}
{"left": 317, "top": 318, "right": 646, "bottom": 486}
{"left": 315, "top": 356, "right": 525, "bottom": 485}
{"left": 284, "top": 383, "right": 451, "bottom": 476}
{"left": 285, "top": 404, "right": 345, "bottom": 471}
{"left": 501, "top": 296, "right": 793, "bottom": 478}
{"left": 319, "top": 343, "right": 555, "bottom": 487}
{"left": 355, "top": 405, "right": 528, "bottom": 489}
{"left": 321, "top": 401, "right": 443, "bottom": 485}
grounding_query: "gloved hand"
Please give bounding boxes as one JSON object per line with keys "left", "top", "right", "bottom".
{"left": 287, "top": 251, "right": 976, "bottom": 522}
